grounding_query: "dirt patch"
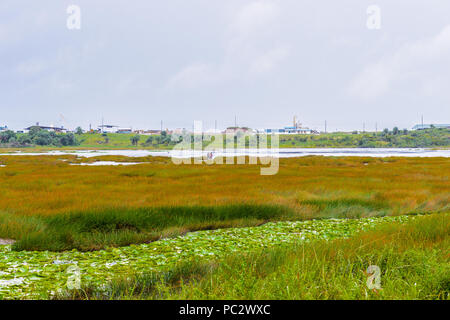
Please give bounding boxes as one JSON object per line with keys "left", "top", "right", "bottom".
{"left": 0, "top": 238, "right": 15, "bottom": 245}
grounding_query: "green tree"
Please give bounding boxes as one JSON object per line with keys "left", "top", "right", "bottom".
{"left": 18, "top": 135, "right": 32, "bottom": 146}
{"left": 33, "top": 131, "right": 52, "bottom": 146}
{"left": 393, "top": 127, "right": 399, "bottom": 135}
{"left": 75, "top": 127, "right": 83, "bottom": 135}
{"left": 131, "top": 135, "right": 140, "bottom": 146}
{"left": 60, "top": 133, "right": 78, "bottom": 146}
{"left": 28, "top": 126, "right": 42, "bottom": 137}
{"left": 0, "top": 130, "right": 16, "bottom": 143}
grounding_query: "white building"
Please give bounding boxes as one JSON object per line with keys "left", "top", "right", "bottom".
{"left": 24, "top": 123, "right": 67, "bottom": 133}
{"left": 98, "top": 125, "right": 119, "bottom": 133}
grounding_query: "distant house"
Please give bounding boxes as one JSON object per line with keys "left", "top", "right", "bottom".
{"left": 412, "top": 124, "right": 450, "bottom": 130}
{"left": 97, "top": 125, "right": 133, "bottom": 134}
{"left": 98, "top": 125, "right": 119, "bottom": 133}
{"left": 25, "top": 123, "right": 67, "bottom": 133}
{"left": 265, "top": 117, "right": 318, "bottom": 135}
{"left": 116, "top": 128, "right": 133, "bottom": 134}
{"left": 0, "top": 125, "right": 8, "bottom": 132}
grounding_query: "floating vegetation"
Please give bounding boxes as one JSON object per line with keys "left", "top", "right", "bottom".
{"left": 0, "top": 215, "right": 413, "bottom": 299}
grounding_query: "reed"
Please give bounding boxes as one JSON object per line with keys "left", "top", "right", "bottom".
{"left": 8, "top": 204, "right": 293, "bottom": 251}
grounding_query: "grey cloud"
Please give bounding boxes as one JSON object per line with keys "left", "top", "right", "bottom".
{"left": 0, "top": 0, "right": 449, "bottom": 131}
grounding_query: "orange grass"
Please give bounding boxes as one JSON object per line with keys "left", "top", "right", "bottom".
{"left": 0, "top": 155, "right": 448, "bottom": 218}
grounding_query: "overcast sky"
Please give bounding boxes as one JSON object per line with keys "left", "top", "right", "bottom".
{"left": 1, "top": 0, "right": 450, "bottom": 131}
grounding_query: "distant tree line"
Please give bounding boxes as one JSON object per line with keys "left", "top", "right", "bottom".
{"left": 279, "top": 128, "right": 450, "bottom": 148}
{"left": 142, "top": 131, "right": 180, "bottom": 147}
{"left": 2, "top": 127, "right": 448, "bottom": 149}
{"left": 0, "top": 127, "right": 79, "bottom": 147}
{"left": 134, "top": 128, "right": 450, "bottom": 149}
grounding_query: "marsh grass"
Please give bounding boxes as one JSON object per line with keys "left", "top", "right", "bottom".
{"left": 0, "top": 156, "right": 448, "bottom": 251}
{"left": 0, "top": 156, "right": 448, "bottom": 217}
{"left": 9, "top": 204, "right": 294, "bottom": 251}
{"left": 57, "top": 261, "right": 215, "bottom": 300}
{"left": 59, "top": 213, "right": 449, "bottom": 300}
{"left": 298, "top": 198, "right": 391, "bottom": 218}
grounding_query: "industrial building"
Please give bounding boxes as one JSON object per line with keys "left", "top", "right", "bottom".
{"left": 98, "top": 124, "right": 133, "bottom": 134}
{"left": 116, "top": 128, "right": 133, "bottom": 134}
{"left": 24, "top": 123, "right": 67, "bottom": 133}
{"left": 265, "top": 116, "right": 318, "bottom": 134}
{"left": 98, "top": 124, "right": 119, "bottom": 133}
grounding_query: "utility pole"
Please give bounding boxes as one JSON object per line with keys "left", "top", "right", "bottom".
{"left": 101, "top": 117, "right": 104, "bottom": 133}
{"left": 363, "top": 122, "right": 365, "bottom": 133}
{"left": 324, "top": 120, "right": 327, "bottom": 133}
{"left": 421, "top": 115, "right": 424, "bottom": 129}
{"left": 375, "top": 122, "right": 378, "bottom": 133}
{"left": 161, "top": 120, "right": 163, "bottom": 132}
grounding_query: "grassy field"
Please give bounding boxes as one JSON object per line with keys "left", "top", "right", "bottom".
{"left": 0, "top": 155, "right": 448, "bottom": 299}
{"left": 0, "top": 155, "right": 448, "bottom": 251}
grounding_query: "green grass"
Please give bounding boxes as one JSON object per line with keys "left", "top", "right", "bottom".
{"left": 58, "top": 213, "right": 449, "bottom": 300}
{"left": 298, "top": 198, "right": 391, "bottom": 218}
{"left": 5, "top": 204, "right": 295, "bottom": 251}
